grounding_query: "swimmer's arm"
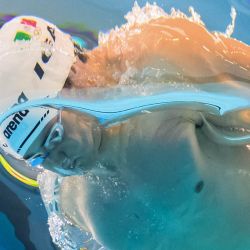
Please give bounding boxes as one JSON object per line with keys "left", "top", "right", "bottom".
{"left": 67, "top": 18, "right": 250, "bottom": 88}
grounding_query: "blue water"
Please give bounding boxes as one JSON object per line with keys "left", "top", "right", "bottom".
{"left": 0, "top": 166, "right": 55, "bottom": 250}
{"left": 0, "top": 213, "right": 24, "bottom": 250}
{"left": 0, "top": 0, "right": 250, "bottom": 249}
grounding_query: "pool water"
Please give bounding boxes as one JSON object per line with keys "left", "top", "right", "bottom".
{"left": 0, "top": 213, "right": 25, "bottom": 250}
{"left": 0, "top": 0, "right": 250, "bottom": 249}
{"left": 0, "top": 166, "right": 55, "bottom": 250}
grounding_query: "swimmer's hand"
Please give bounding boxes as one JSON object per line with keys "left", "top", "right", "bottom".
{"left": 43, "top": 110, "right": 101, "bottom": 176}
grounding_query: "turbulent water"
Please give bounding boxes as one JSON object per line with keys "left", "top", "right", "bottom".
{"left": 36, "top": 2, "right": 250, "bottom": 250}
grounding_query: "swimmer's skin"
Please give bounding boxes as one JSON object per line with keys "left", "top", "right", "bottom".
{"left": 69, "top": 17, "right": 250, "bottom": 87}
{"left": 42, "top": 17, "right": 250, "bottom": 249}
{"left": 44, "top": 108, "right": 250, "bottom": 250}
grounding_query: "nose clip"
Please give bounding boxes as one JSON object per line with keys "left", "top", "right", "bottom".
{"left": 44, "top": 122, "right": 64, "bottom": 150}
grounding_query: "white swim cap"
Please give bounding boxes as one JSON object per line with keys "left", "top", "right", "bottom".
{"left": 0, "top": 16, "right": 75, "bottom": 159}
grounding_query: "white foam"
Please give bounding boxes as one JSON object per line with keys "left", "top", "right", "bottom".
{"left": 98, "top": 1, "right": 205, "bottom": 46}
{"left": 225, "top": 7, "right": 237, "bottom": 37}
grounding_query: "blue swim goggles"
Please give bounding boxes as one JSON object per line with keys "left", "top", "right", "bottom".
{"left": 27, "top": 121, "right": 64, "bottom": 167}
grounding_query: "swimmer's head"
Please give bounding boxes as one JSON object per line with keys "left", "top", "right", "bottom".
{"left": 41, "top": 110, "right": 102, "bottom": 176}
{"left": 0, "top": 15, "right": 75, "bottom": 109}
{"left": 0, "top": 16, "right": 75, "bottom": 161}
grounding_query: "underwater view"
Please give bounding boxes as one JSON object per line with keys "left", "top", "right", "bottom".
{"left": 0, "top": 0, "right": 250, "bottom": 249}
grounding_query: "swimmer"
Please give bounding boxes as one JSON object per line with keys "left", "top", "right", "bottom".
{"left": 1, "top": 4, "right": 250, "bottom": 250}
{"left": 67, "top": 6, "right": 250, "bottom": 88}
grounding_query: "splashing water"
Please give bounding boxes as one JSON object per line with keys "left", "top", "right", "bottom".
{"left": 225, "top": 7, "right": 237, "bottom": 37}
{"left": 98, "top": 2, "right": 205, "bottom": 45}
{"left": 38, "top": 170, "right": 105, "bottom": 250}
{"left": 98, "top": 1, "right": 237, "bottom": 45}
{"left": 67, "top": 1, "right": 249, "bottom": 90}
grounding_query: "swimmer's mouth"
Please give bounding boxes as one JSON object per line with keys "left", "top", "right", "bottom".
{"left": 57, "top": 155, "right": 87, "bottom": 175}
{"left": 61, "top": 156, "right": 86, "bottom": 169}
{"left": 199, "top": 114, "right": 250, "bottom": 146}
{"left": 42, "top": 154, "right": 86, "bottom": 176}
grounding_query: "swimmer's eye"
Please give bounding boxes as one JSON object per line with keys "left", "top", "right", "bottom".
{"left": 73, "top": 42, "right": 88, "bottom": 63}
{"left": 78, "top": 53, "right": 88, "bottom": 63}
{"left": 64, "top": 76, "right": 73, "bottom": 89}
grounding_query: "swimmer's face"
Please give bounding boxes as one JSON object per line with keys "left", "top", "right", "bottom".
{"left": 68, "top": 52, "right": 117, "bottom": 88}
{"left": 68, "top": 55, "right": 99, "bottom": 88}
{"left": 43, "top": 110, "right": 101, "bottom": 176}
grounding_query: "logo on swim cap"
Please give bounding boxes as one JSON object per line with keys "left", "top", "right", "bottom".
{"left": 0, "top": 16, "right": 75, "bottom": 159}
{"left": 20, "top": 18, "right": 37, "bottom": 27}
{"left": 0, "top": 91, "right": 58, "bottom": 159}
{"left": 3, "top": 92, "right": 29, "bottom": 139}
